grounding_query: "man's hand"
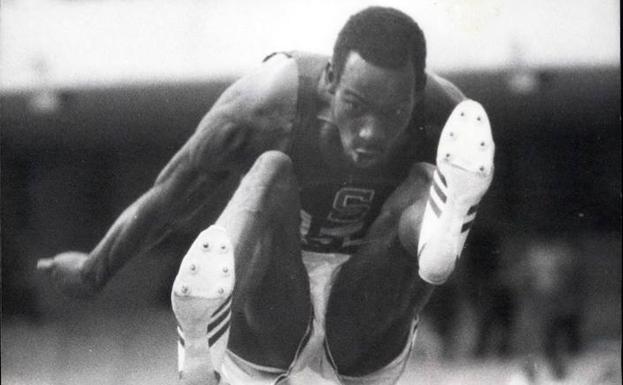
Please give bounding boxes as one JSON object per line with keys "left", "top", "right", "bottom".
{"left": 37, "top": 252, "right": 98, "bottom": 299}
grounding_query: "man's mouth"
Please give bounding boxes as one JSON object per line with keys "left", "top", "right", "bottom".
{"left": 355, "top": 147, "right": 383, "bottom": 157}
{"left": 353, "top": 148, "right": 384, "bottom": 165}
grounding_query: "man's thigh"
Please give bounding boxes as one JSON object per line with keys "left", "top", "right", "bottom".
{"left": 219, "top": 151, "right": 312, "bottom": 370}
{"left": 325, "top": 163, "right": 435, "bottom": 376}
{"left": 325, "top": 238, "right": 432, "bottom": 376}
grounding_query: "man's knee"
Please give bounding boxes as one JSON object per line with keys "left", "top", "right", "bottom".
{"left": 248, "top": 151, "right": 295, "bottom": 183}
{"left": 229, "top": 151, "right": 299, "bottom": 217}
{"left": 368, "top": 162, "right": 431, "bottom": 256}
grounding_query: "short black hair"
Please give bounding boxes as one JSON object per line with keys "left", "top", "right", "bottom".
{"left": 332, "top": 6, "right": 427, "bottom": 91}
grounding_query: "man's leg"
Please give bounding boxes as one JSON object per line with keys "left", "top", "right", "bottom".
{"left": 172, "top": 151, "right": 311, "bottom": 383}
{"left": 325, "top": 163, "right": 434, "bottom": 376}
{"left": 326, "top": 100, "right": 495, "bottom": 376}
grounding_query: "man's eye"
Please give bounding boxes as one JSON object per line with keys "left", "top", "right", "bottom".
{"left": 344, "top": 100, "right": 363, "bottom": 113}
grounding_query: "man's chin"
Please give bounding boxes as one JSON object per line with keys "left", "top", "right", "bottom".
{"left": 350, "top": 153, "right": 383, "bottom": 169}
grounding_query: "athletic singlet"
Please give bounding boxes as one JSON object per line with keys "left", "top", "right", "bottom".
{"left": 275, "top": 51, "right": 457, "bottom": 254}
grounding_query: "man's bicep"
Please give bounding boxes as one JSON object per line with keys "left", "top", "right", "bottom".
{"left": 157, "top": 54, "right": 298, "bottom": 186}
{"left": 189, "top": 55, "right": 298, "bottom": 167}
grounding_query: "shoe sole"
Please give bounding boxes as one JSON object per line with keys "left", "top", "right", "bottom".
{"left": 418, "top": 100, "right": 495, "bottom": 284}
{"left": 171, "top": 225, "right": 234, "bottom": 344}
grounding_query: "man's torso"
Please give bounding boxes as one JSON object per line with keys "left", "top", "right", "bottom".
{"left": 278, "top": 51, "right": 462, "bottom": 254}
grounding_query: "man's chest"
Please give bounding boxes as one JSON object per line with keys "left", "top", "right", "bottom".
{"left": 297, "top": 175, "right": 401, "bottom": 253}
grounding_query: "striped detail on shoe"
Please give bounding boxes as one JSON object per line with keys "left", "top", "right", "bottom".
{"left": 207, "top": 294, "right": 232, "bottom": 347}
{"left": 461, "top": 205, "right": 479, "bottom": 233}
{"left": 208, "top": 320, "right": 230, "bottom": 348}
{"left": 429, "top": 170, "right": 448, "bottom": 218}
{"left": 461, "top": 220, "right": 474, "bottom": 233}
{"left": 212, "top": 293, "right": 232, "bottom": 318}
{"left": 428, "top": 196, "right": 442, "bottom": 218}
{"left": 429, "top": 169, "right": 480, "bottom": 233}
{"left": 437, "top": 169, "right": 448, "bottom": 187}
{"left": 467, "top": 204, "right": 479, "bottom": 215}
{"left": 432, "top": 175, "right": 447, "bottom": 203}
{"left": 177, "top": 325, "right": 185, "bottom": 347}
{"left": 177, "top": 325, "right": 185, "bottom": 378}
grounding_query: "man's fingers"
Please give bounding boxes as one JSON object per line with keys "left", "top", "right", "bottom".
{"left": 36, "top": 258, "right": 55, "bottom": 271}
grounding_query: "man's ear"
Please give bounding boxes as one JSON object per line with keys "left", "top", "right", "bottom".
{"left": 326, "top": 62, "right": 337, "bottom": 94}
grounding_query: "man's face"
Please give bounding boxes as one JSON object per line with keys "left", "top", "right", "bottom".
{"left": 331, "top": 51, "right": 416, "bottom": 169}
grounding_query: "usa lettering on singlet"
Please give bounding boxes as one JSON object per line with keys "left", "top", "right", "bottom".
{"left": 299, "top": 181, "right": 396, "bottom": 253}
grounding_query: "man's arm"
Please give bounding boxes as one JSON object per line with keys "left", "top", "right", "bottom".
{"left": 37, "top": 55, "right": 299, "bottom": 298}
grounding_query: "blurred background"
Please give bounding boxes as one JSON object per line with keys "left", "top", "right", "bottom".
{"left": 1, "top": 0, "right": 620, "bottom": 384}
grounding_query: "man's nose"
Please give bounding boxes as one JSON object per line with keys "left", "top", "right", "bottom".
{"left": 358, "top": 117, "right": 385, "bottom": 142}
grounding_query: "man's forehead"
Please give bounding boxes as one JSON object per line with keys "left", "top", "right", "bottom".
{"left": 342, "top": 87, "right": 412, "bottom": 106}
{"left": 339, "top": 52, "right": 416, "bottom": 102}
{"left": 342, "top": 50, "right": 413, "bottom": 73}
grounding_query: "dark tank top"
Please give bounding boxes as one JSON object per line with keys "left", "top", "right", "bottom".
{"left": 274, "top": 51, "right": 452, "bottom": 253}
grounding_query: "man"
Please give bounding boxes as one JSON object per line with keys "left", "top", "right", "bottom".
{"left": 38, "top": 7, "right": 494, "bottom": 384}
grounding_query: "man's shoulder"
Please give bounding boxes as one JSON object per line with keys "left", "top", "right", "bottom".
{"left": 187, "top": 55, "right": 302, "bottom": 166}
{"left": 198, "top": 53, "right": 300, "bottom": 152}
{"left": 411, "top": 72, "right": 467, "bottom": 153}
{"left": 225, "top": 54, "right": 300, "bottom": 116}
{"left": 420, "top": 72, "right": 466, "bottom": 126}
{"left": 425, "top": 72, "right": 465, "bottom": 101}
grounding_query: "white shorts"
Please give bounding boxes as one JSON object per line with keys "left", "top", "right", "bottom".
{"left": 220, "top": 251, "right": 418, "bottom": 385}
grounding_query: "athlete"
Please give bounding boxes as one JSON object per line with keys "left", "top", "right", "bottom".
{"left": 37, "top": 7, "right": 495, "bottom": 384}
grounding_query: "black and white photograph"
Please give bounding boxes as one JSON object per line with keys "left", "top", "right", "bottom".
{"left": 1, "top": 1, "right": 620, "bottom": 384}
